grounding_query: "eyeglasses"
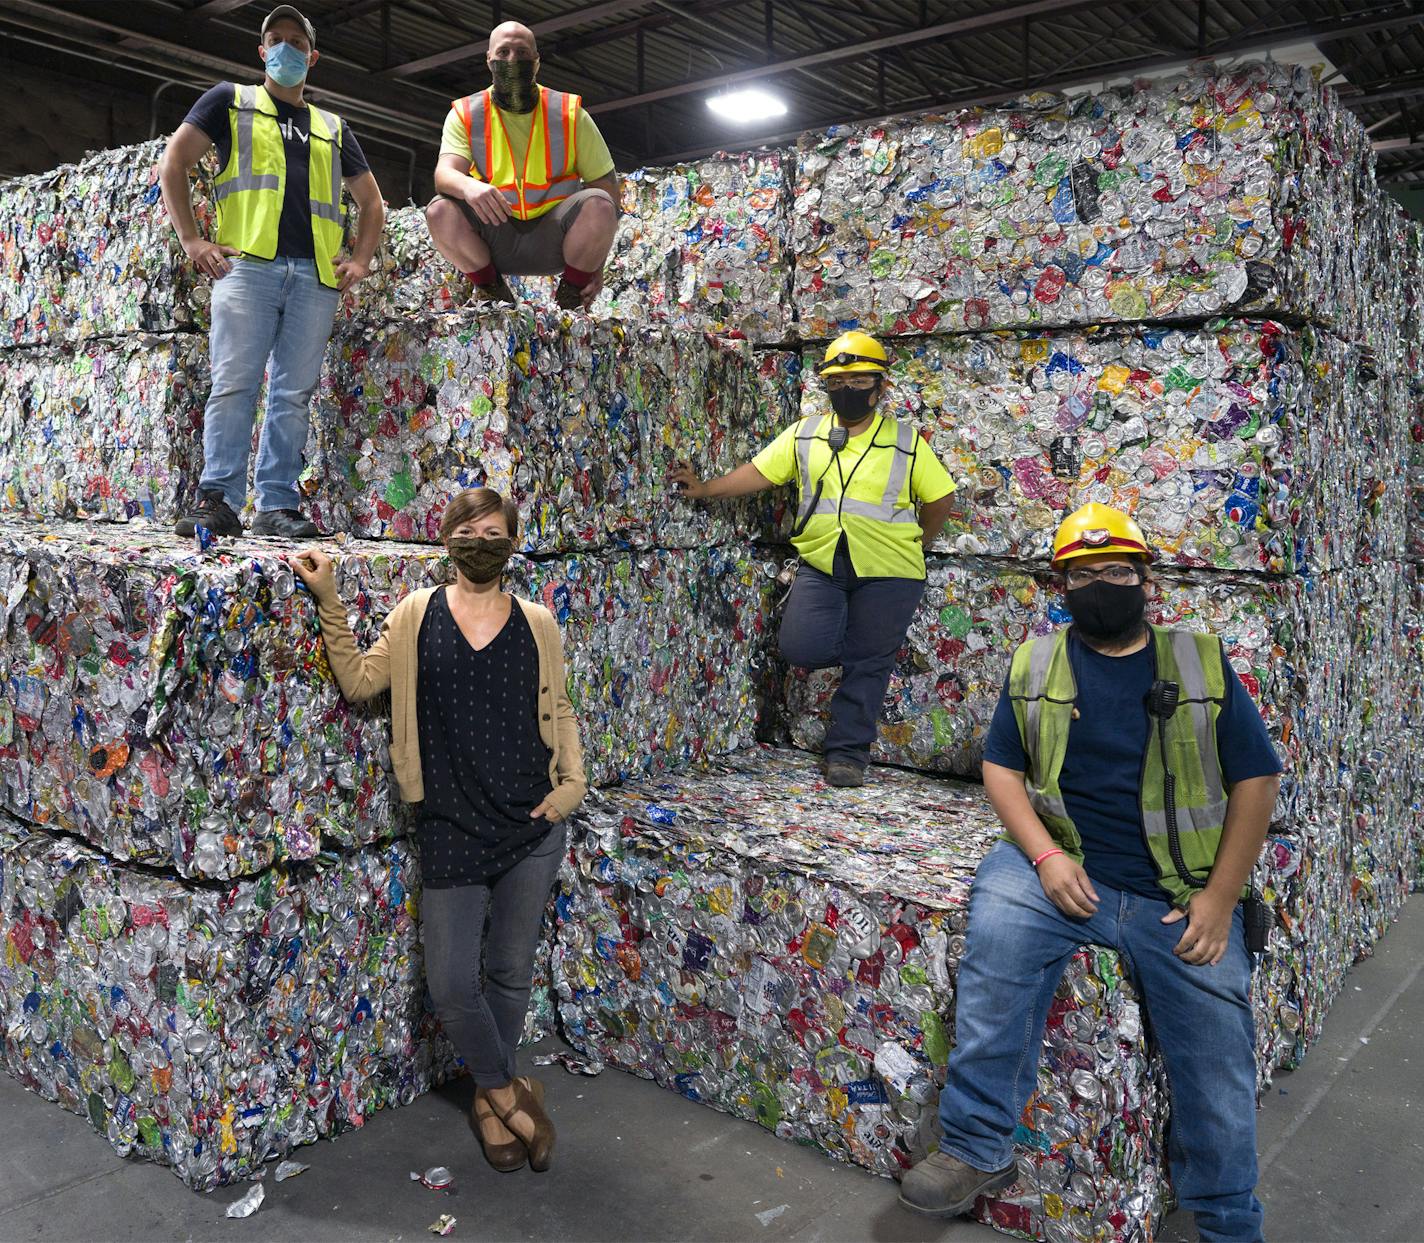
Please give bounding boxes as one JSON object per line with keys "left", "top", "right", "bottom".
{"left": 1064, "top": 563, "right": 1143, "bottom": 589}
{"left": 823, "top": 375, "right": 881, "bottom": 392}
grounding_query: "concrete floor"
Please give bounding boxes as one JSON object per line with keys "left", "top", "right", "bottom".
{"left": 1, "top": 898, "right": 1420, "bottom": 1243}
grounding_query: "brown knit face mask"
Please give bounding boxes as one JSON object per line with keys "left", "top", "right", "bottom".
{"left": 447, "top": 536, "right": 513, "bottom": 584}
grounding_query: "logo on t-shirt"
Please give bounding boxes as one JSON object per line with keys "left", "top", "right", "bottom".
{"left": 278, "top": 116, "right": 309, "bottom": 145}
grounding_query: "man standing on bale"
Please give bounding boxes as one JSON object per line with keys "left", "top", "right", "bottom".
{"left": 899, "top": 503, "right": 1280, "bottom": 1243}
{"left": 670, "top": 331, "right": 957, "bottom": 788}
{"left": 425, "top": 20, "right": 619, "bottom": 311}
{"left": 160, "top": 5, "right": 385, "bottom": 540}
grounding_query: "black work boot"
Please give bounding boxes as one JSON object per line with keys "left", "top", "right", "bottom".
{"left": 175, "top": 490, "right": 242, "bottom": 538}
{"left": 251, "top": 509, "right": 320, "bottom": 539}
{"left": 824, "top": 759, "right": 867, "bottom": 788}
{"left": 898, "top": 1150, "right": 1017, "bottom": 1217}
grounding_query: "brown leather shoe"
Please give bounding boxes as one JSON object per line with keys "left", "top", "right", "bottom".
{"left": 471, "top": 1086, "right": 527, "bottom": 1172}
{"left": 489, "top": 1077, "right": 555, "bottom": 1172}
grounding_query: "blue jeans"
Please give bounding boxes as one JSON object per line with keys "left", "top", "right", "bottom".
{"left": 778, "top": 543, "right": 925, "bottom": 767}
{"left": 420, "top": 826, "right": 565, "bottom": 1087}
{"left": 199, "top": 256, "right": 339, "bottom": 513}
{"left": 938, "top": 841, "right": 1263, "bottom": 1243}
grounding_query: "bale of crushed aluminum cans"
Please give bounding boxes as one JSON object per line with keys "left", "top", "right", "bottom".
{"left": 792, "top": 61, "right": 1378, "bottom": 341}
{"left": 0, "top": 518, "right": 775, "bottom": 879}
{"left": 0, "top": 815, "right": 459, "bottom": 1191}
{"left": 305, "top": 309, "right": 786, "bottom": 549}
{"left": 801, "top": 322, "right": 1401, "bottom": 574}
{"left": 780, "top": 557, "right": 1301, "bottom": 785}
{"left": 594, "top": 152, "right": 793, "bottom": 341}
{"left": 0, "top": 141, "right": 217, "bottom": 346}
{"left": 359, "top": 150, "right": 792, "bottom": 341}
{"left": 0, "top": 334, "right": 208, "bottom": 526}
{"left": 553, "top": 747, "right": 1167, "bottom": 1241}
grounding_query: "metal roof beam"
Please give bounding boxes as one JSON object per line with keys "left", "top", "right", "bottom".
{"left": 190, "top": 0, "right": 257, "bottom": 15}
{"left": 587, "top": 0, "right": 1110, "bottom": 115}
{"left": 1344, "top": 74, "right": 1424, "bottom": 106}
{"left": 383, "top": 0, "right": 656, "bottom": 78}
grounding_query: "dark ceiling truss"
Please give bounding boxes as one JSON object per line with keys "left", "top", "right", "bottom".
{"left": 4, "top": 0, "right": 1424, "bottom": 178}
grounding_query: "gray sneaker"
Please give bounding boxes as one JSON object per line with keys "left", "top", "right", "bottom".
{"left": 251, "top": 509, "right": 320, "bottom": 539}
{"left": 898, "top": 1150, "right": 1017, "bottom": 1217}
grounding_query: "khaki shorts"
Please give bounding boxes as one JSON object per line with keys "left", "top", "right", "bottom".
{"left": 431, "top": 187, "right": 612, "bottom": 276}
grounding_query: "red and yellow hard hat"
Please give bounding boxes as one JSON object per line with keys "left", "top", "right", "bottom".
{"left": 1051, "top": 502, "right": 1153, "bottom": 567}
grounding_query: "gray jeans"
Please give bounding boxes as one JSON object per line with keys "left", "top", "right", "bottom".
{"left": 421, "top": 825, "right": 565, "bottom": 1087}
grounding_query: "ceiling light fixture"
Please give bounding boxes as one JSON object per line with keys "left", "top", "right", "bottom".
{"left": 706, "top": 88, "right": 787, "bottom": 123}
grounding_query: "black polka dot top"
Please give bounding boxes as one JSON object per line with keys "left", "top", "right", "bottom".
{"left": 414, "top": 588, "right": 555, "bottom": 886}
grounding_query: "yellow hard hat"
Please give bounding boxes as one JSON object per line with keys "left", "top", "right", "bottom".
{"left": 818, "top": 330, "right": 889, "bottom": 376}
{"left": 1051, "top": 502, "right": 1153, "bottom": 567}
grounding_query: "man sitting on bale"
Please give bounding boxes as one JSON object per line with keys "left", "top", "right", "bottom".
{"left": 900, "top": 503, "right": 1281, "bottom": 1243}
{"left": 425, "top": 20, "right": 619, "bottom": 311}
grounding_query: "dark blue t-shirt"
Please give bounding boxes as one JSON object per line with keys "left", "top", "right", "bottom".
{"left": 983, "top": 629, "right": 1283, "bottom": 900}
{"left": 183, "top": 83, "right": 369, "bottom": 260}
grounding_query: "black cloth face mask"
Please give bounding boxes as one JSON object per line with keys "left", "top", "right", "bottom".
{"left": 448, "top": 536, "right": 513, "bottom": 584}
{"left": 490, "top": 60, "right": 538, "bottom": 113}
{"left": 828, "top": 385, "right": 878, "bottom": 423}
{"left": 1064, "top": 579, "right": 1147, "bottom": 644}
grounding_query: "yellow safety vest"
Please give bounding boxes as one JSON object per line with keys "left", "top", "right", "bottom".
{"left": 211, "top": 83, "right": 345, "bottom": 288}
{"left": 450, "top": 85, "right": 582, "bottom": 221}
{"left": 792, "top": 413, "right": 927, "bottom": 579}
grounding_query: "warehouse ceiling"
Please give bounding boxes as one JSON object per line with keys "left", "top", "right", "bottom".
{"left": 5, "top": 0, "right": 1424, "bottom": 184}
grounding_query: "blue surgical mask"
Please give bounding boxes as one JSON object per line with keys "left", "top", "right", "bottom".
{"left": 263, "top": 40, "right": 310, "bottom": 88}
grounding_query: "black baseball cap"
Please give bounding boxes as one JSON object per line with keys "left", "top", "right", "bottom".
{"left": 262, "top": 5, "right": 316, "bottom": 45}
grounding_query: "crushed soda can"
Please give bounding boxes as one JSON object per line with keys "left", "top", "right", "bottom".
{"left": 553, "top": 746, "right": 1168, "bottom": 1238}
{"left": 410, "top": 1166, "right": 454, "bottom": 1192}
{"left": 273, "top": 1160, "right": 309, "bottom": 1182}
{"left": 428, "top": 1214, "right": 458, "bottom": 1236}
{"left": 530, "top": 1049, "right": 604, "bottom": 1076}
{"left": 224, "top": 1183, "right": 265, "bottom": 1218}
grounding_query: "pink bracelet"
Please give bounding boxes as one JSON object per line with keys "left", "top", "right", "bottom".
{"left": 1032, "top": 848, "right": 1065, "bottom": 869}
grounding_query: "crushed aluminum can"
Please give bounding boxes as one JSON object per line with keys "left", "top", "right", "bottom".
{"left": 428, "top": 1214, "right": 458, "bottom": 1236}
{"left": 223, "top": 1183, "right": 264, "bottom": 1219}
{"left": 410, "top": 1167, "right": 455, "bottom": 1192}
{"left": 531, "top": 1050, "right": 605, "bottom": 1076}
{"left": 273, "top": 1160, "right": 309, "bottom": 1182}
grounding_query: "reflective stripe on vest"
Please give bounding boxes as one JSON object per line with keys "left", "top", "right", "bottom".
{"left": 1008, "top": 624, "right": 1237, "bottom": 907}
{"left": 792, "top": 414, "right": 919, "bottom": 528}
{"left": 451, "top": 85, "right": 582, "bottom": 220}
{"left": 211, "top": 84, "right": 345, "bottom": 288}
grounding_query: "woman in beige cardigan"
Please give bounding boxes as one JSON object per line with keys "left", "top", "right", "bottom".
{"left": 291, "top": 487, "right": 586, "bottom": 1175}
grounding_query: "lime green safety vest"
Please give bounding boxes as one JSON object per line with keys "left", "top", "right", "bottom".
{"left": 212, "top": 83, "right": 346, "bottom": 288}
{"left": 791, "top": 413, "right": 926, "bottom": 579}
{"left": 1008, "top": 624, "right": 1244, "bottom": 907}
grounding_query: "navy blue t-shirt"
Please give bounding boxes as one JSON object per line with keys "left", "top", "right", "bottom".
{"left": 183, "top": 83, "right": 369, "bottom": 260}
{"left": 983, "top": 629, "right": 1283, "bottom": 900}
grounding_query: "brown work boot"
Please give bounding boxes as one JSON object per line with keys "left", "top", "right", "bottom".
{"left": 898, "top": 1150, "right": 1017, "bottom": 1217}
{"left": 472, "top": 273, "right": 516, "bottom": 305}
{"left": 824, "top": 760, "right": 866, "bottom": 788}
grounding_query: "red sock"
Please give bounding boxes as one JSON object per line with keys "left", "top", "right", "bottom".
{"left": 562, "top": 263, "right": 595, "bottom": 288}
{"left": 466, "top": 263, "right": 498, "bottom": 286}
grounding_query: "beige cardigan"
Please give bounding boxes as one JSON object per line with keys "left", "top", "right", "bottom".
{"left": 314, "top": 586, "right": 588, "bottom": 820}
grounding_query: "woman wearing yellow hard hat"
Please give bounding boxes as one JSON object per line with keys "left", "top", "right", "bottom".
{"left": 902, "top": 501, "right": 1282, "bottom": 1242}
{"left": 669, "top": 330, "right": 958, "bottom": 787}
